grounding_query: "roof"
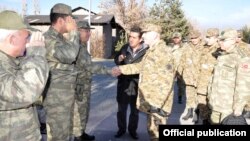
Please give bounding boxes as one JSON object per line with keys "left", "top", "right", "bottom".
{"left": 72, "top": 7, "right": 97, "bottom": 15}
{"left": 25, "top": 15, "right": 117, "bottom": 27}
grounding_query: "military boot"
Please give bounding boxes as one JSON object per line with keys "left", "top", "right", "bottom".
{"left": 182, "top": 108, "right": 193, "bottom": 120}
{"left": 80, "top": 132, "right": 95, "bottom": 141}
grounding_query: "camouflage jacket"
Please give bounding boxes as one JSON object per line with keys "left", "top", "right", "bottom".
{"left": 43, "top": 27, "right": 80, "bottom": 85}
{"left": 119, "top": 40, "right": 175, "bottom": 113}
{"left": 177, "top": 43, "right": 202, "bottom": 86}
{"left": 196, "top": 44, "right": 218, "bottom": 95}
{"left": 0, "top": 47, "right": 49, "bottom": 141}
{"left": 75, "top": 43, "right": 111, "bottom": 85}
{"left": 168, "top": 42, "right": 187, "bottom": 71}
{"left": 208, "top": 46, "right": 250, "bottom": 115}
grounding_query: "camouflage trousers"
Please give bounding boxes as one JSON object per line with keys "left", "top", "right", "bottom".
{"left": 73, "top": 80, "right": 92, "bottom": 136}
{"left": 44, "top": 85, "right": 75, "bottom": 141}
{"left": 210, "top": 110, "right": 230, "bottom": 124}
{"left": 185, "top": 86, "right": 196, "bottom": 108}
{"left": 196, "top": 94, "right": 210, "bottom": 120}
{"left": 176, "top": 77, "right": 185, "bottom": 97}
{"left": 147, "top": 113, "right": 168, "bottom": 141}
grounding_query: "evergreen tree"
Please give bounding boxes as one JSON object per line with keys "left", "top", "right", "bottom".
{"left": 241, "top": 25, "right": 250, "bottom": 43}
{"left": 149, "top": 0, "right": 191, "bottom": 43}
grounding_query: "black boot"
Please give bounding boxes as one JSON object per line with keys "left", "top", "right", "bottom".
{"left": 192, "top": 109, "right": 199, "bottom": 124}
{"left": 80, "top": 132, "right": 95, "bottom": 141}
{"left": 178, "top": 96, "right": 182, "bottom": 104}
{"left": 182, "top": 108, "right": 193, "bottom": 120}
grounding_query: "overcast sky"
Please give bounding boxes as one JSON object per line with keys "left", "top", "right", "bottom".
{"left": 1, "top": 0, "right": 250, "bottom": 30}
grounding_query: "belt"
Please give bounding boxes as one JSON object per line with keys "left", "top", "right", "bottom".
{"left": 0, "top": 104, "right": 33, "bottom": 111}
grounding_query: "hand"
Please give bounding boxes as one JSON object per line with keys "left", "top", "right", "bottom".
{"left": 112, "top": 66, "right": 122, "bottom": 77}
{"left": 118, "top": 54, "right": 126, "bottom": 62}
{"left": 26, "top": 31, "right": 45, "bottom": 48}
{"left": 65, "top": 16, "right": 77, "bottom": 32}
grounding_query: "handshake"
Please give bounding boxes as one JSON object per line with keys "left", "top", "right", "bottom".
{"left": 111, "top": 66, "right": 122, "bottom": 77}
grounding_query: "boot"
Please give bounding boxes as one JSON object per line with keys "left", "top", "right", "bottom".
{"left": 178, "top": 96, "right": 182, "bottom": 104}
{"left": 192, "top": 109, "right": 199, "bottom": 124}
{"left": 182, "top": 108, "right": 193, "bottom": 120}
{"left": 80, "top": 132, "right": 95, "bottom": 141}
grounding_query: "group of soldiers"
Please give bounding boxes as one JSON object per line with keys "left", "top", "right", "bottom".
{"left": 168, "top": 28, "right": 250, "bottom": 125}
{"left": 0, "top": 3, "right": 113, "bottom": 141}
{"left": 1, "top": 2, "right": 250, "bottom": 141}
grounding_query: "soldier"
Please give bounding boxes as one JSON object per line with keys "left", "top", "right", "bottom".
{"left": 43, "top": 3, "right": 80, "bottom": 141}
{"left": 73, "top": 21, "right": 112, "bottom": 141}
{"left": 169, "top": 32, "right": 186, "bottom": 104}
{"left": 236, "top": 30, "right": 250, "bottom": 118}
{"left": 208, "top": 29, "right": 250, "bottom": 124}
{"left": 0, "top": 10, "right": 49, "bottom": 141}
{"left": 195, "top": 28, "right": 219, "bottom": 124}
{"left": 113, "top": 23, "right": 175, "bottom": 141}
{"left": 178, "top": 30, "right": 203, "bottom": 121}
{"left": 114, "top": 26, "right": 148, "bottom": 140}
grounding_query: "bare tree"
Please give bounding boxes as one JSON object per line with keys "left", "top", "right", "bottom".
{"left": 99, "top": 0, "right": 148, "bottom": 33}
{"left": 33, "top": 0, "right": 40, "bottom": 15}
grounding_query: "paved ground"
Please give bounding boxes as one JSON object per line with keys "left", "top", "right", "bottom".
{"left": 42, "top": 59, "right": 249, "bottom": 141}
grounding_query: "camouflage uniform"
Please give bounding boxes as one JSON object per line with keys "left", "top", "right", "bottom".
{"left": 196, "top": 43, "right": 218, "bottom": 120}
{"left": 73, "top": 42, "right": 111, "bottom": 136}
{"left": 208, "top": 29, "right": 250, "bottom": 124}
{"left": 178, "top": 43, "right": 201, "bottom": 110}
{"left": 237, "top": 33, "right": 250, "bottom": 115}
{"left": 43, "top": 25, "right": 80, "bottom": 140}
{"left": 119, "top": 39, "right": 175, "bottom": 140}
{"left": 0, "top": 10, "right": 49, "bottom": 141}
{"left": 0, "top": 48, "right": 49, "bottom": 141}
{"left": 169, "top": 32, "right": 186, "bottom": 103}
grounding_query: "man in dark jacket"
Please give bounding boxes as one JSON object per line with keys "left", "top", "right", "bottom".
{"left": 114, "top": 26, "right": 148, "bottom": 140}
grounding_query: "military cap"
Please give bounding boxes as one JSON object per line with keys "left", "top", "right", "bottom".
{"left": 77, "top": 21, "right": 94, "bottom": 29}
{"left": 219, "top": 29, "right": 237, "bottom": 40}
{"left": 189, "top": 30, "right": 201, "bottom": 39}
{"left": 0, "top": 10, "right": 31, "bottom": 30}
{"left": 172, "top": 32, "right": 182, "bottom": 38}
{"left": 142, "top": 23, "right": 162, "bottom": 33}
{"left": 51, "top": 3, "right": 73, "bottom": 16}
{"left": 206, "top": 28, "right": 219, "bottom": 37}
